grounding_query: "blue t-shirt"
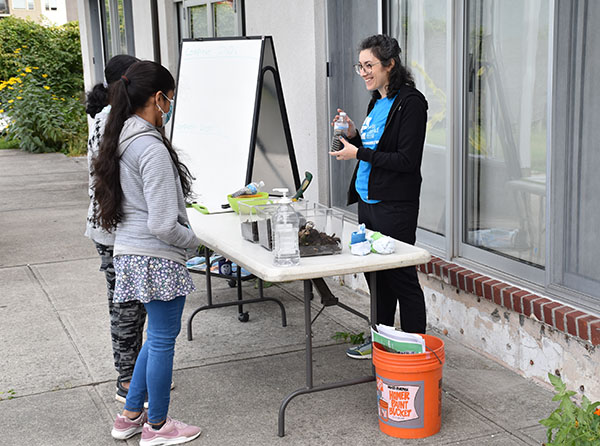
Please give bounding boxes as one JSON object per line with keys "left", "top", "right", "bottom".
{"left": 355, "top": 95, "right": 396, "bottom": 203}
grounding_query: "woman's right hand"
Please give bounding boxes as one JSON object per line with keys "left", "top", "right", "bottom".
{"left": 332, "top": 108, "right": 357, "bottom": 138}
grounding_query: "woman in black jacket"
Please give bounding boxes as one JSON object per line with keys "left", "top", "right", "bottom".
{"left": 330, "top": 34, "right": 428, "bottom": 359}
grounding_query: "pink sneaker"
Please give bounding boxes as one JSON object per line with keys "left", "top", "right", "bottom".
{"left": 111, "top": 411, "right": 147, "bottom": 440}
{"left": 140, "top": 417, "right": 202, "bottom": 446}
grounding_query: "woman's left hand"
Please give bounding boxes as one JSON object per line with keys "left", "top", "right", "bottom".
{"left": 329, "top": 136, "right": 358, "bottom": 161}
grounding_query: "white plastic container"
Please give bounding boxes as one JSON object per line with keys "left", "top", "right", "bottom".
{"left": 272, "top": 188, "right": 300, "bottom": 267}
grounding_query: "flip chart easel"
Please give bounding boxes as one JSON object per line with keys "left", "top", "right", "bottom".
{"left": 171, "top": 36, "right": 301, "bottom": 213}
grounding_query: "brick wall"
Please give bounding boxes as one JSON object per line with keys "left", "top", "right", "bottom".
{"left": 419, "top": 256, "right": 600, "bottom": 345}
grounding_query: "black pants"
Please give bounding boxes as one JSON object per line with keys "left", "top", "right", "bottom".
{"left": 95, "top": 242, "right": 146, "bottom": 383}
{"left": 358, "top": 199, "right": 426, "bottom": 333}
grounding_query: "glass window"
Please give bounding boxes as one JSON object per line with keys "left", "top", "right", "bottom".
{"left": 183, "top": 0, "right": 243, "bottom": 39}
{"left": 214, "top": 1, "right": 235, "bottom": 37}
{"left": 117, "top": 0, "right": 127, "bottom": 54}
{"left": 190, "top": 5, "right": 209, "bottom": 38}
{"left": 389, "top": 0, "right": 450, "bottom": 237}
{"left": 553, "top": 0, "right": 600, "bottom": 301}
{"left": 27, "top": 0, "right": 33, "bottom": 9}
{"left": 464, "top": 0, "right": 550, "bottom": 267}
{"left": 12, "top": 0, "right": 26, "bottom": 9}
{"left": 326, "top": 0, "right": 380, "bottom": 213}
{"left": 0, "top": 0, "right": 8, "bottom": 14}
{"left": 101, "top": 0, "right": 134, "bottom": 61}
{"left": 103, "top": 0, "right": 113, "bottom": 58}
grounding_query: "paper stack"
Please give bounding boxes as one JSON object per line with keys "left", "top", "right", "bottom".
{"left": 371, "top": 324, "right": 425, "bottom": 354}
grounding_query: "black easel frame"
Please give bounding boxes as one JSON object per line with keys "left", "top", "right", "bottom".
{"left": 173, "top": 36, "right": 299, "bottom": 336}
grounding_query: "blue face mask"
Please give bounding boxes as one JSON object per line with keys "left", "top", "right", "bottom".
{"left": 157, "top": 92, "right": 174, "bottom": 127}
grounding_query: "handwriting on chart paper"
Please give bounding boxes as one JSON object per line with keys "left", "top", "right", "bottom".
{"left": 183, "top": 43, "right": 247, "bottom": 60}
{"left": 378, "top": 379, "right": 420, "bottom": 422}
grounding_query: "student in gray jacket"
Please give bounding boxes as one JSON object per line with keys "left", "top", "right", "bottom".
{"left": 93, "top": 60, "right": 202, "bottom": 445}
{"left": 85, "top": 54, "right": 144, "bottom": 405}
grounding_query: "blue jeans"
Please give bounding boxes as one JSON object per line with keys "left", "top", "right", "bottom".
{"left": 124, "top": 296, "right": 186, "bottom": 424}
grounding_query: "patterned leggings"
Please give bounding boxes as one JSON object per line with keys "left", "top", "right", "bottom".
{"left": 95, "top": 242, "right": 147, "bottom": 383}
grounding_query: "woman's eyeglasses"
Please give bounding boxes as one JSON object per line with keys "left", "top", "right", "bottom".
{"left": 353, "top": 61, "right": 381, "bottom": 75}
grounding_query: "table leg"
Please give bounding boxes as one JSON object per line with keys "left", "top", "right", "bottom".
{"left": 187, "top": 251, "right": 288, "bottom": 340}
{"left": 369, "top": 271, "right": 377, "bottom": 327}
{"left": 304, "top": 280, "right": 313, "bottom": 388}
{"left": 277, "top": 279, "right": 375, "bottom": 437}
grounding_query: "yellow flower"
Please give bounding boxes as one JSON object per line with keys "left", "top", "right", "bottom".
{"left": 32, "top": 66, "right": 39, "bottom": 69}
{"left": 19, "top": 90, "right": 23, "bottom": 93}
{"left": 0, "top": 109, "right": 4, "bottom": 113}
{"left": 16, "top": 96, "right": 22, "bottom": 100}
{"left": 0, "top": 85, "right": 5, "bottom": 91}
{"left": 42, "top": 74, "right": 48, "bottom": 78}
{"left": 24, "top": 67, "right": 32, "bottom": 73}
{"left": 15, "top": 78, "right": 22, "bottom": 84}
{"left": 22, "top": 45, "right": 28, "bottom": 48}
{"left": 60, "top": 98, "right": 65, "bottom": 101}
{"left": 8, "top": 86, "right": 14, "bottom": 90}
{"left": 43, "top": 86, "right": 50, "bottom": 90}
{"left": 52, "top": 97, "right": 58, "bottom": 100}
{"left": 8, "top": 99, "right": 14, "bottom": 103}
{"left": 20, "top": 72, "right": 26, "bottom": 76}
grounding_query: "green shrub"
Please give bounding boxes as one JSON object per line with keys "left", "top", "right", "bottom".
{"left": 0, "top": 17, "right": 87, "bottom": 155}
{"left": 539, "top": 373, "right": 600, "bottom": 446}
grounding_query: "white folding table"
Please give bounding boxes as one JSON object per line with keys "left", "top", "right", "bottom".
{"left": 186, "top": 210, "right": 431, "bottom": 436}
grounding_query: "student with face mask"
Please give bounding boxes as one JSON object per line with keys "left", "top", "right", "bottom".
{"left": 85, "top": 54, "right": 149, "bottom": 407}
{"left": 93, "top": 60, "right": 202, "bottom": 445}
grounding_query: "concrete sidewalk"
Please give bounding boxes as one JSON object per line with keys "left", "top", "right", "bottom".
{"left": 0, "top": 149, "right": 555, "bottom": 445}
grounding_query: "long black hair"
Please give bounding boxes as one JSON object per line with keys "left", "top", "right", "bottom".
{"left": 358, "top": 34, "right": 415, "bottom": 100}
{"left": 85, "top": 54, "right": 139, "bottom": 118}
{"left": 92, "top": 60, "right": 194, "bottom": 231}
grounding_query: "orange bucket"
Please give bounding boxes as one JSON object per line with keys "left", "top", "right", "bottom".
{"left": 372, "top": 334, "right": 445, "bottom": 439}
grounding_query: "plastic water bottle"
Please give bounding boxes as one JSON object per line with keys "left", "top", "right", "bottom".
{"left": 231, "top": 180, "right": 265, "bottom": 198}
{"left": 272, "top": 188, "right": 300, "bottom": 267}
{"left": 330, "top": 112, "right": 349, "bottom": 152}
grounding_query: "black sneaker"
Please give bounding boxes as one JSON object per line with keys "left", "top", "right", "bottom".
{"left": 115, "top": 381, "right": 175, "bottom": 407}
{"left": 115, "top": 381, "right": 129, "bottom": 404}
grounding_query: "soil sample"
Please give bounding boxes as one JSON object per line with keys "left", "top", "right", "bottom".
{"left": 298, "top": 221, "right": 341, "bottom": 257}
{"left": 258, "top": 218, "right": 273, "bottom": 251}
{"left": 241, "top": 220, "right": 259, "bottom": 242}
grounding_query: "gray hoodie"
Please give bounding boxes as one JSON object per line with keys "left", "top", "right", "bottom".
{"left": 113, "top": 115, "right": 200, "bottom": 265}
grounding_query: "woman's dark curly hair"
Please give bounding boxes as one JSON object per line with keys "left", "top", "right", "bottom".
{"left": 92, "top": 60, "right": 194, "bottom": 231}
{"left": 85, "top": 54, "right": 139, "bottom": 118}
{"left": 358, "top": 34, "right": 415, "bottom": 100}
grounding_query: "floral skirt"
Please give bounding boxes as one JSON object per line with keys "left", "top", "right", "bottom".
{"left": 113, "top": 255, "right": 195, "bottom": 304}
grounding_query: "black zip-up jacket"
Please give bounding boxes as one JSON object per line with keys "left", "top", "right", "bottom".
{"left": 347, "top": 84, "right": 428, "bottom": 205}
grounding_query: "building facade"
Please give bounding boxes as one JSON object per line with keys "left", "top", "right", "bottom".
{"left": 76, "top": 0, "right": 600, "bottom": 400}
{"left": 2, "top": 0, "right": 77, "bottom": 24}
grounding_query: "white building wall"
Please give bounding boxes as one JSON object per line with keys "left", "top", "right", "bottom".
{"left": 157, "top": 1, "right": 180, "bottom": 76}
{"left": 132, "top": 2, "right": 155, "bottom": 61}
{"left": 245, "top": 0, "right": 329, "bottom": 204}
{"left": 76, "top": 0, "right": 94, "bottom": 92}
{"left": 41, "top": 0, "right": 67, "bottom": 24}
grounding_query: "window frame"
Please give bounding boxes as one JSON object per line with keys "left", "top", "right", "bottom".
{"left": 378, "top": 1, "right": 600, "bottom": 310}
{"left": 177, "top": 0, "right": 245, "bottom": 40}
{"left": 99, "top": 0, "right": 135, "bottom": 62}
